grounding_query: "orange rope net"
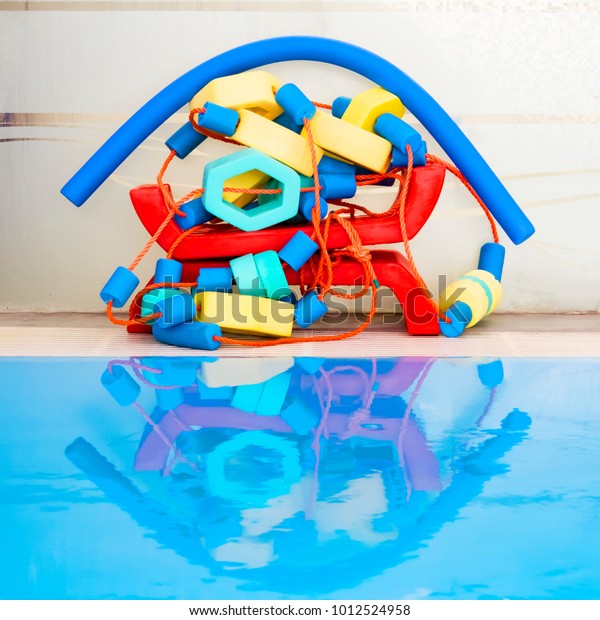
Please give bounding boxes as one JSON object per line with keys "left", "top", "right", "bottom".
{"left": 106, "top": 101, "right": 499, "bottom": 345}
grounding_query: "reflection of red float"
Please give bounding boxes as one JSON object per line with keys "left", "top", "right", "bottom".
{"left": 127, "top": 163, "right": 446, "bottom": 335}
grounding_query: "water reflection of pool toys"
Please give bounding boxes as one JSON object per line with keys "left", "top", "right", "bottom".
{"left": 61, "top": 37, "right": 534, "bottom": 349}
{"left": 66, "top": 356, "right": 525, "bottom": 594}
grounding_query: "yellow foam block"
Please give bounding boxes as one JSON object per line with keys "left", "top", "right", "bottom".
{"left": 190, "top": 70, "right": 283, "bottom": 120}
{"left": 341, "top": 87, "right": 406, "bottom": 132}
{"left": 223, "top": 169, "right": 271, "bottom": 208}
{"left": 195, "top": 291, "right": 295, "bottom": 338}
{"left": 301, "top": 110, "right": 392, "bottom": 173}
{"left": 232, "top": 110, "right": 323, "bottom": 177}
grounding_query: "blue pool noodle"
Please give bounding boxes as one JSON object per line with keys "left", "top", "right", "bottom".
{"left": 60, "top": 36, "right": 534, "bottom": 245}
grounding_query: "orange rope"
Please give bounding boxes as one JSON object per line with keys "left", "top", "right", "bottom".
{"left": 312, "top": 101, "right": 333, "bottom": 110}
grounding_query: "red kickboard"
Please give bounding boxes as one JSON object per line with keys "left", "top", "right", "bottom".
{"left": 130, "top": 162, "right": 446, "bottom": 261}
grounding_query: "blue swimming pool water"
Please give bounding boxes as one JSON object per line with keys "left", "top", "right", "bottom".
{"left": 0, "top": 356, "right": 598, "bottom": 600}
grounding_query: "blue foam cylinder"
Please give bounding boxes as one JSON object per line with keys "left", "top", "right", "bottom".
{"left": 294, "top": 290, "right": 328, "bottom": 328}
{"left": 374, "top": 113, "right": 422, "bottom": 153}
{"left": 100, "top": 266, "right": 140, "bottom": 308}
{"left": 61, "top": 36, "right": 534, "bottom": 245}
{"left": 165, "top": 121, "right": 207, "bottom": 159}
{"left": 391, "top": 142, "right": 427, "bottom": 168}
{"left": 196, "top": 266, "right": 233, "bottom": 292}
{"left": 274, "top": 112, "right": 303, "bottom": 134}
{"left": 439, "top": 301, "right": 473, "bottom": 338}
{"left": 196, "top": 102, "right": 239, "bottom": 136}
{"left": 153, "top": 293, "right": 196, "bottom": 329}
{"left": 275, "top": 83, "right": 316, "bottom": 125}
{"left": 478, "top": 242, "right": 506, "bottom": 282}
{"left": 298, "top": 193, "right": 328, "bottom": 221}
{"left": 279, "top": 230, "right": 319, "bottom": 271}
{"left": 279, "top": 291, "right": 297, "bottom": 305}
{"left": 174, "top": 196, "right": 213, "bottom": 230}
{"left": 154, "top": 258, "right": 183, "bottom": 285}
{"left": 331, "top": 96, "right": 351, "bottom": 119}
{"left": 320, "top": 172, "right": 357, "bottom": 200}
{"left": 152, "top": 320, "right": 222, "bottom": 351}
{"left": 318, "top": 155, "right": 355, "bottom": 176}
{"left": 101, "top": 366, "right": 141, "bottom": 406}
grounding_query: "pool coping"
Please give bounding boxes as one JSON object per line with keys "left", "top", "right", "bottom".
{"left": 1, "top": 314, "right": 599, "bottom": 357}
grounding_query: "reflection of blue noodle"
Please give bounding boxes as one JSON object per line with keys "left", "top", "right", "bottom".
{"left": 64, "top": 438, "right": 204, "bottom": 565}
{"left": 65, "top": 408, "right": 531, "bottom": 593}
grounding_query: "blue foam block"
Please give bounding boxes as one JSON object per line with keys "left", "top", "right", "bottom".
{"left": 100, "top": 266, "right": 140, "bottom": 308}
{"left": 196, "top": 102, "right": 239, "bottom": 137}
{"left": 294, "top": 290, "right": 328, "bottom": 328}
{"left": 478, "top": 242, "right": 505, "bottom": 282}
{"left": 154, "top": 258, "right": 183, "bottom": 285}
{"left": 165, "top": 121, "right": 207, "bottom": 159}
{"left": 274, "top": 112, "right": 303, "bottom": 134}
{"left": 298, "top": 193, "right": 328, "bottom": 221}
{"left": 331, "top": 96, "right": 351, "bottom": 119}
{"left": 320, "top": 172, "right": 357, "bottom": 200}
{"left": 275, "top": 83, "right": 316, "bottom": 125}
{"left": 391, "top": 142, "right": 427, "bottom": 168}
{"left": 278, "top": 230, "right": 319, "bottom": 271}
{"left": 196, "top": 266, "right": 233, "bottom": 292}
{"left": 374, "top": 113, "right": 422, "bottom": 154}
{"left": 318, "top": 155, "right": 355, "bottom": 177}
{"left": 174, "top": 196, "right": 213, "bottom": 230}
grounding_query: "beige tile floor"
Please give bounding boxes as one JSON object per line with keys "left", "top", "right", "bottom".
{"left": 1, "top": 313, "right": 598, "bottom": 357}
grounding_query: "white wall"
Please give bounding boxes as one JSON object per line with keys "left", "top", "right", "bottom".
{"left": 1, "top": 0, "right": 599, "bottom": 313}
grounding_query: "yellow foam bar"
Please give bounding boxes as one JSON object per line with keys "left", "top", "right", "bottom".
{"left": 195, "top": 291, "right": 294, "bottom": 338}
{"left": 190, "top": 70, "right": 283, "bottom": 120}
{"left": 301, "top": 110, "right": 392, "bottom": 173}
{"left": 341, "top": 87, "right": 406, "bottom": 132}
{"left": 232, "top": 110, "right": 323, "bottom": 177}
{"left": 223, "top": 169, "right": 271, "bottom": 208}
